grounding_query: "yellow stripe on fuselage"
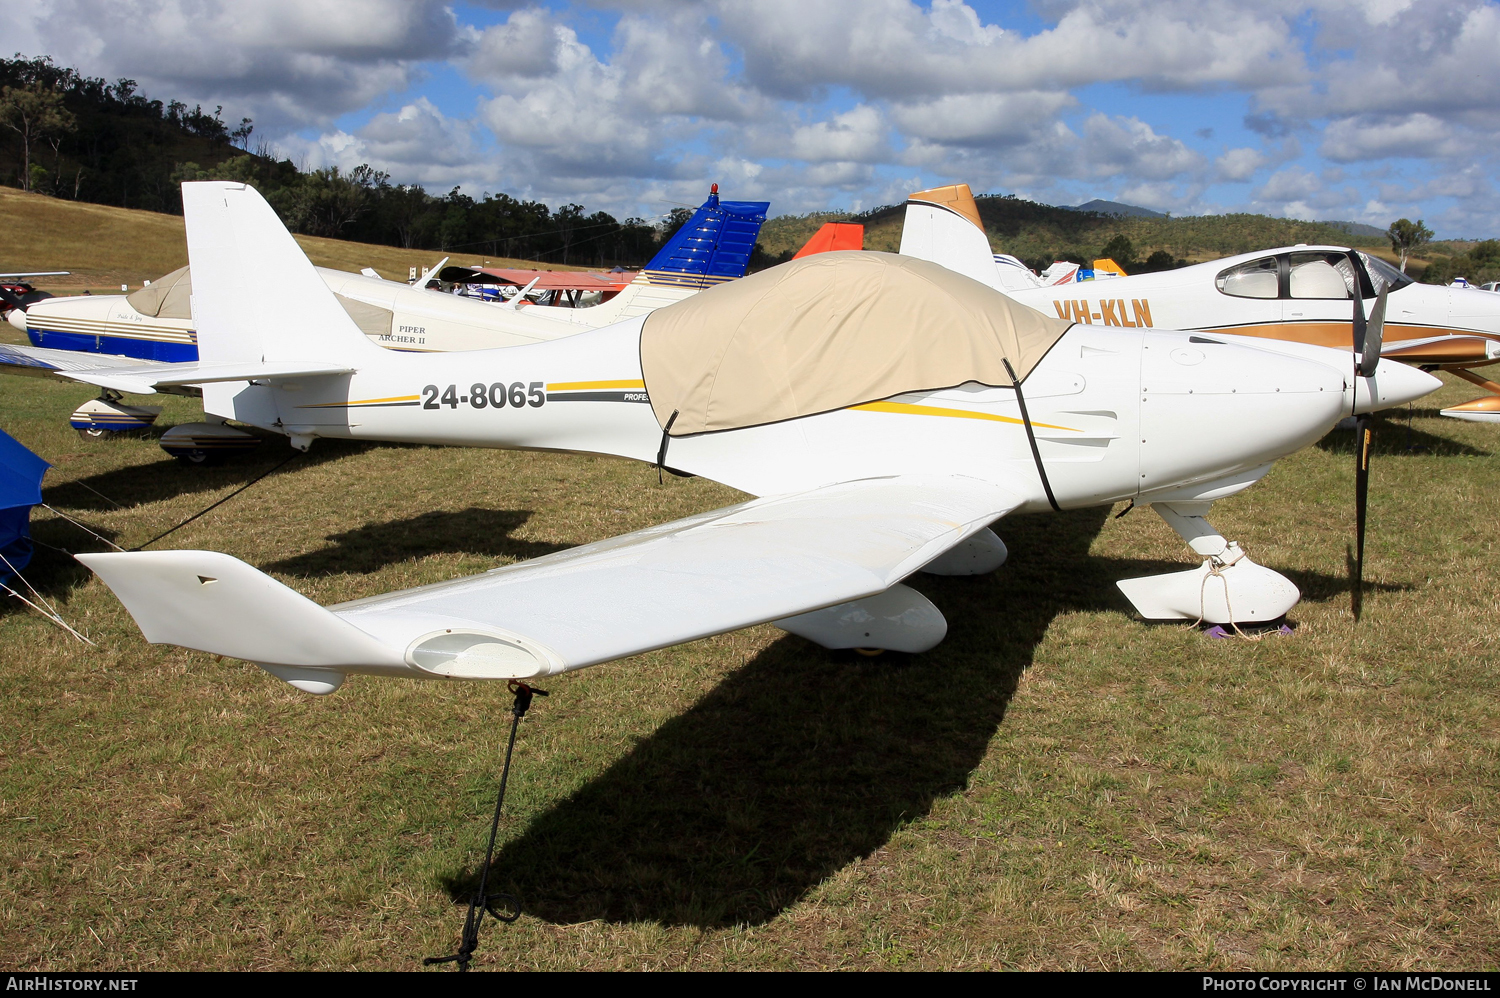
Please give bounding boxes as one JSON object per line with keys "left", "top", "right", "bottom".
{"left": 546, "top": 379, "right": 646, "bottom": 391}
{"left": 298, "top": 394, "right": 420, "bottom": 408}
{"left": 852, "top": 400, "right": 1079, "bottom": 432}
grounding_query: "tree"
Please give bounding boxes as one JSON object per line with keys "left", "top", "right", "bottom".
{"left": 0, "top": 81, "right": 74, "bottom": 191}
{"left": 555, "top": 203, "right": 584, "bottom": 264}
{"left": 230, "top": 117, "right": 254, "bottom": 151}
{"left": 659, "top": 207, "right": 694, "bottom": 244}
{"left": 273, "top": 164, "right": 390, "bottom": 239}
{"left": 1098, "top": 234, "right": 1137, "bottom": 269}
{"left": 1137, "top": 249, "right": 1181, "bottom": 273}
{"left": 1387, "top": 218, "right": 1433, "bottom": 273}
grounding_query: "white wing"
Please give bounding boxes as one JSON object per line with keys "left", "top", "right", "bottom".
{"left": 0, "top": 341, "right": 165, "bottom": 377}
{"left": 79, "top": 475, "right": 1020, "bottom": 690}
{"left": 0, "top": 342, "right": 351, "bottom": 395}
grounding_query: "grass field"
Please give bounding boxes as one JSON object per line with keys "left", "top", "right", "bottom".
{"left": 0, "top": 186, "right": 587, "bottom": 295}
{"left": 0, "top": 370, "right": 1497, "bottom": 971}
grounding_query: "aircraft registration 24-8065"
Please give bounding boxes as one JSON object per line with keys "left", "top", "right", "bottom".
{"left": 77, "top": 182, "right": 1439, "bottom": 696}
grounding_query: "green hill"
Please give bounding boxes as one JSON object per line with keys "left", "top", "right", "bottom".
{"left": 0, "top": 185, "right": 586, "bottom": 296}
{"left": 756, "top": 195, "right": 1449, "bottom": 276}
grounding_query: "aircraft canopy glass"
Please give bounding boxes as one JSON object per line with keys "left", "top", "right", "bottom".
{"left": 640, "top": 251, "right": 1073, "bottom": 436}
{"left": 126, "top": 266, "right": 193, "bottom": 319}
{"left": 1357, "top": 252, "right": 1414, "bottom": 295}
{"left": 124, "top": 265, "right": 393, "bottom": 338}
{"left": 1288, "top": 252, "right": 1358, "bottom": 299}
{"left": 1216, "top": 257, "right": 1279, "bottom": 298}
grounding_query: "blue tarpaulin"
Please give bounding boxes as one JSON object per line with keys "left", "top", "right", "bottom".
{"left": 0, "top": 427, "right": 49, "bottom": 584}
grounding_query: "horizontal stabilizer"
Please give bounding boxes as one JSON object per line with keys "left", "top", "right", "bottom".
{"left": 60, "top": 361, "right": 357, "bottom": 395}
{"left": 82, "top": 475, "right": 1020, "bottom": 684}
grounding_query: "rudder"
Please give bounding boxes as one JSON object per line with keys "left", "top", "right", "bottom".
{"left": 182, "top": 181, "right": 382, "bottom": 367}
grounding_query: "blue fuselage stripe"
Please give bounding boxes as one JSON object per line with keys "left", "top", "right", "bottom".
{"left": 28, "top": 328, "right": 200, "bottom": 364}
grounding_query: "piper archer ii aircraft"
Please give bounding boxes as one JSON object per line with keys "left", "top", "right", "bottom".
{"left": 75, "top": 182, "right": 1439, "bottom": 695}
{"left": 0, "top": 187, "right": 767, "bottom": 453}
{"left": 899, "top": 184, "right": 1500, "bottom": 422}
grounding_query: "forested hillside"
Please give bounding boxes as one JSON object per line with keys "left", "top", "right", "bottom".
{"left": 0, "top": 55, "right": 672, "bottom": 268}
{"left": 5, "top": 55, "right": 1484, "bottom": 281}
{"left": 757, "top": 196, "right": 1406, "bottom": 274}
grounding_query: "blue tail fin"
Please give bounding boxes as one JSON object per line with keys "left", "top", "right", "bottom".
{"left": 643, "top": 186, "right": 769, "bottom": 289}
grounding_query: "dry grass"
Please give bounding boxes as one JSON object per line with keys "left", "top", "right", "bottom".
{"left": 0, "top": 186, "right": 586, "bottom": 295}
{"left": 0, "top": 373, "right": 1497, "bottom": 971}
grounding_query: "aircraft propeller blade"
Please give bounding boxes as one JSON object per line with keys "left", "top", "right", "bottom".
{"left": 0, "top": 286, "right": 26, "bottom": 311}
{"left": 1352, "top": 282, "right": 1366, "bottom": 354}
{"left": 1358, "top": 286, "right": 1389, "bottom": 379}
{"left": 1351, "top": 413, "right": 1372, "bottom": 621}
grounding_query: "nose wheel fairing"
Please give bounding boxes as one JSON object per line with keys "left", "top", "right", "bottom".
{"left": 1116, "top": 502, "right": 1300, "bottom": 625}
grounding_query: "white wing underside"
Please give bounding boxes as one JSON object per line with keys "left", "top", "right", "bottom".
{"left": 79, "top": 475, "right": 1020, "bottom": 680}
{"left": 0, "top": 341, "right": 161, "bottom": 375}
{"left": 0, "top": 342, "right": 350, "bottom": 394}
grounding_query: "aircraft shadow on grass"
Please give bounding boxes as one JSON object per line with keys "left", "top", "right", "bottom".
{"left": 6, "top": 438, "right": 386, "bottom": 615}
{"left": 264, "top": 508, "right": 567, "bottom": 578}
{"left": 44, "top": 436, "right": 381, "bottom": 512}
{"left": 1315, "top": 419, "right": 1490, "bottom": 459}
{"left": 440, "top": 507, "right": 1395, "bottom": 929}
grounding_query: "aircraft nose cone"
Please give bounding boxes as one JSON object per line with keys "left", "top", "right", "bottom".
{"left": 1353, "top": 358, "right": 1442, "bottom": 414}
{"left": 1140, "top": 332, "right": 1348, "bottom": 493}
{"left": 5, "top": 307, "right": 24, "bottom": 332}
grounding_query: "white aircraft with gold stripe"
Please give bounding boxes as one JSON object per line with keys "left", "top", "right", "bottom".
{"left": 900, "top": 184, "right": 1500, "bottom": 421}
{"left": 77, "top": 182, "right": 1437, "bottom": 695}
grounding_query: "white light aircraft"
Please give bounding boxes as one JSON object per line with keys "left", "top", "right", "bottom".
{"left": 77, "top": 182, "right": 1438, "bottom": 696}
{"left": 0, "top": 188, "right": 768, "bottom": 448}
{"left": 900, "top": 185, "right": 1500, "bottom": 422}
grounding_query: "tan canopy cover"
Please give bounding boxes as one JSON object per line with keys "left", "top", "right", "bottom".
{"left": 126, "top": 266, "right": 193, "bottom": 319}
{"left": 640, "top": 251, "right": 1072, "bottom": 435}
{"left": 123, "top": 265, "right": 393, "bottom": 338}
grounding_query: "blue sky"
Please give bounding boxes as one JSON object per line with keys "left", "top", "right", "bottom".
{"left": 12, "top": 0, "right": 1500, "bottom": 236}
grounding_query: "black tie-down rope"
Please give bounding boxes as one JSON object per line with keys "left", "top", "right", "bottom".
{"left": 132, "top": 450, "right": 302, "bottom": 551}
{"left": 656, "top": 409, "right": 681, "bottom": 484}
{"left": 1002, "top": 358, "right": 1061, "bottom": 512}
{"left": 426, "top": 680, "right": 548, "bottom": 972}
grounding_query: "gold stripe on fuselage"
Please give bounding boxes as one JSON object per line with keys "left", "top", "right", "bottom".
{"left": 546, "top": 379, "right": 647, "bottom": 391}
{"left": 297, "top": 395, "right": 421, "bottom": 409}
{"left": 852, "top": 400, "right": 1080, "bottom": 432}
{"left": 1188, "top": 321, "right": 1496, "bottom": 350}
{"left": 29, "top": 315, "right": 196, "bottom": 343}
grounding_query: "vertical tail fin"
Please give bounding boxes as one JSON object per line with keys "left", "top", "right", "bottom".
{"left": 792, "top": 222, "right": 864, "bottom": 259}
{"left": 899, "top": 183, "right": 1005, "bottom": 290}
{"left": 182, "top": 181, "right": 382, "bottom": 366}
{"left": 642, "top": 185, "right": 769, "bottom": 289}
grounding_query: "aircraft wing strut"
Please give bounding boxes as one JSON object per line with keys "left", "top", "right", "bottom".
{"left": 79, "top": 474, "right": 1021, "bottom": 690}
